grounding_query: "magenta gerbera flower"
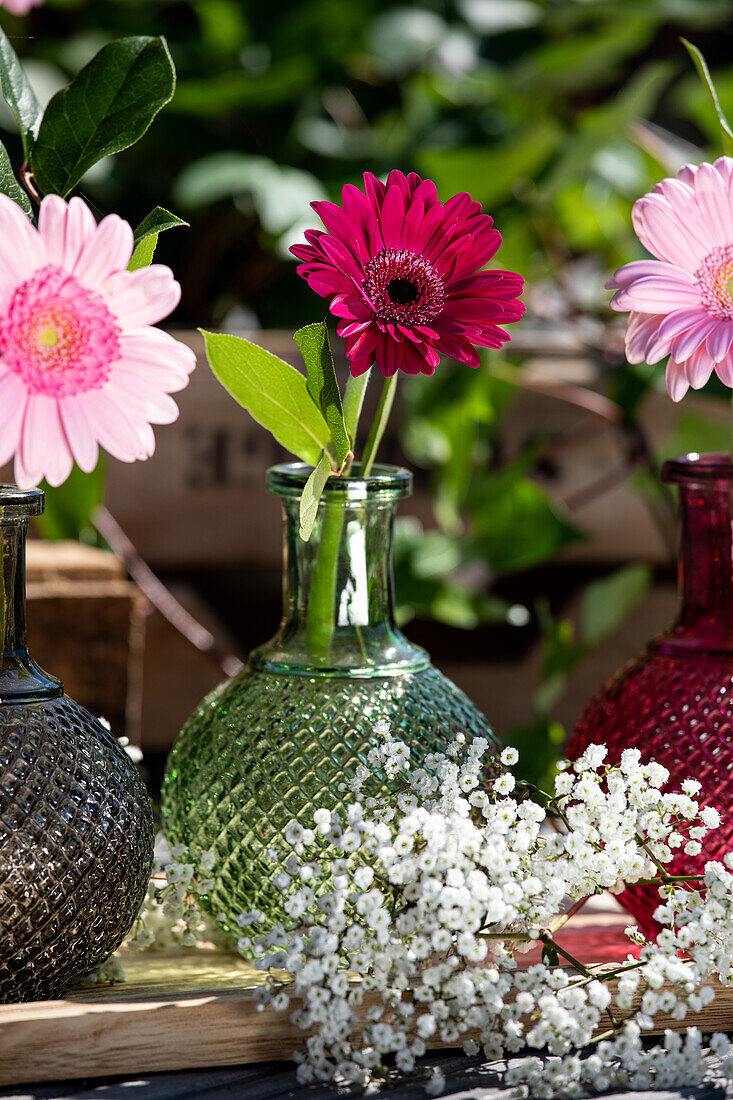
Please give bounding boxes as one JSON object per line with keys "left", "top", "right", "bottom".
{"left": 0, "top": 194, "right": 196, "bottom": 489}
{"left": 608, "top": 157, "right": 733, "bottom": 401}
{"left": 291, "top": 170, "right": 525, "bottom": 377}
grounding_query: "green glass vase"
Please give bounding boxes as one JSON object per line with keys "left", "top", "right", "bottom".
{"left": 162, "top": 464, "right": 497, "bottom": 933}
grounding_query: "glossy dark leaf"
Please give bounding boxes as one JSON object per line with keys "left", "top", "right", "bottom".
{"left": 32, "top": 37, "right": 176, "bottom": 198}
{"left": 0, "top": 139, "right": 32, "bottom": 216}
{"left": 0, "top": 26, "right": 42, "bottom": 158}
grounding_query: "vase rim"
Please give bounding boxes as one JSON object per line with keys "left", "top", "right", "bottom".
{"left": 662, "top": 452, "right": 733, "bottom": 484}
{"left": 266, "top": 462, "right": 412, "bottom": 501}
{"left": 0, "top": 483, "right": 44, "bottom": 518}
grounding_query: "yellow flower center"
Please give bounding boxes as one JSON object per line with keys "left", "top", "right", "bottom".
{"left": 37, "top": 324, "right": 60, "bottom": 349}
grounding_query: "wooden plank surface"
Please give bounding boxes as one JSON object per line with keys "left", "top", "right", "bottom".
{"left": 2, "top": 913, "right": 733, "bottom": 1088}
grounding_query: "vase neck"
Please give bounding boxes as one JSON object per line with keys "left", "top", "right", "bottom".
{"left": 0, "top": 486, "right": 62, "bottom": 703}
{"left": 661, "top": 456, "right": 733, "bottom": 654}
{"left": 250, "top": 464, "right": 429, "bottom": 677}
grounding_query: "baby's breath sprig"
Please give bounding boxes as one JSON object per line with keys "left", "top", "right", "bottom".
{"left": 236, "top": 729, "right": 733, "bottom": 1097}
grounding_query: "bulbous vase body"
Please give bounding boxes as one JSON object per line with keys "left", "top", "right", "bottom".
{"left": 0, "top": 486, "right": 154, "bottom": 1002}
{"left": 162, "top": 464, "right": 497, "bottom": 932}
{"left": 568, "top": 454, "right": 733, "bottom": 935}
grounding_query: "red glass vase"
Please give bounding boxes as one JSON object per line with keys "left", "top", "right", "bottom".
{"left": 567, "top": 452, "right": 733, "bottom": 936}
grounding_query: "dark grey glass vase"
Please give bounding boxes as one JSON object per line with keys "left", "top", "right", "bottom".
{"left": 0, "top": 485, "right": 154, "bottom": 1003}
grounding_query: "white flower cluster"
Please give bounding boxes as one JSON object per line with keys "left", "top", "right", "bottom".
{"left": 125, "top": 844, "right": 221, "bottom": 950}
{"left": 238, "top": 727, "right": 733, "bottom": 1095}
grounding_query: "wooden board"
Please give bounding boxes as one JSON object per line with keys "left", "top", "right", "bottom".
{"left": 2, "top": 913, "right": 733, "bottom": 1087}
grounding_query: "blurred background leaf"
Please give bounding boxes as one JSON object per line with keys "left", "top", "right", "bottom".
{"left": 8, "top": 0, "right": 733, "bottom": 783}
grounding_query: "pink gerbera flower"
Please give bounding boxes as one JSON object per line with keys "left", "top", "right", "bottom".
{"left": 608, "top": 157, "right": 733, "bottom": 401}
{"left": 0, "top": 0, "right": 43, "bottom": 13}
{"left": 291, "top": 170, "right": 525, "bottom": 377}
{"left": 0, "top": 194, "right": 195, "bottom": 489}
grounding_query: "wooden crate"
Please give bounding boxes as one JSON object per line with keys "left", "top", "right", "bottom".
{"left": 25, "top": 541, "right": 145, "bottom": 741}
{"left": 1, "top": 912, "right": 732, "bottom": 1086}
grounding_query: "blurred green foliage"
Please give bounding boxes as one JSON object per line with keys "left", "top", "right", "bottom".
{"left": 8, "top": 0, "right": 733, "bottom": 782}
{"left": 7, "top": 0, "right": 730, "bottom": 327}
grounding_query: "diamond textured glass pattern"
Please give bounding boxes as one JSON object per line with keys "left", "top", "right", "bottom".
{"left": 0, "top": 485, "right": 154, "bottom": 1002}
{"left": 162, "top": 464, "right": 497, "bottom": 933}
{"left": 568, "top": 455, "right": 733, "bottom": 936}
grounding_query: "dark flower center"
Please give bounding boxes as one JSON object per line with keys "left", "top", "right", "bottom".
{"left": 386, "top": 277, "right": 419, "bottom": 306}
{"left": 362, "top": 249, "right": 444, "bottom": 327}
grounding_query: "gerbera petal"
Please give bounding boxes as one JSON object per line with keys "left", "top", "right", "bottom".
{"left": 380, "top": 185, "right": 406, "bottom": 251}
{"left": 668, "top": 316, "right": 719, "bottom": 362}
{"left": 685, "top": 346, "right": 716, "bottom": 390}
{"left": 17, "top": 393, "right": 58, "bottom": 487}
{"left": 103, "top": 265, "right": 181, "bottom": 328}
{"left": 0, "top": 192, "right": 45, "bottom": 289}
{"left": 58, "top": 395, "right": 100, "bottom": 472}
{"left": 118, "top": 328, "right": 196, "bottom": 390}
{"left": 73, "top": 213, "right": 134, "bottom": 286}
{"left": 693, "top": 161, "right": 733, "bottom": 245}
{"left": 0, "top": 372, "right": 26, "bottom": 466}
{"left": 706, "top": 320, "right": 733, "bottom": 363}
{"left": 41, "top": 195, "right": 97, "bottom": 272}
{"left": 606, "top": 260, "right": 688, "bottom": 291}
{"left": 716, "top": 349, "right": 733, "bottom": 387}
{"left": 612, "top": 272, "right": 701, "bottom": 313}
{"left": 105, "top": 376, "right": 180, "bottom": 424}
{"left": 644, "top": 309, "right": 708, "bottom": 362}
{"left": 79, "top": 390, "right": 150, "bottom": 462}
{"left": 665, "top": 360, "right": 691, "bottom": 402}
{"left": 632, "top": 195, "right": 708, "bottom": 270}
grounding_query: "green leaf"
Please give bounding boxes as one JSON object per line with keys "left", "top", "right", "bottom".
{"left": 36, "top": 460, "right": 106, "bottom": 542}
{"left": 31, "top": 36, "right": 176, "bottom": 198}
{"left": 0, "top": 26, "right": 42, "bottom": 158}
{"left": 294, "top": 322, "right": 350, "bottom": 468}
{"left": 129, "top": 206, "right": 187, "bottom": 270}
{"left": 299, "top": 450, "right": 331, "bottom": 542}
{"left": 681, "top": 38, "right": 733, "bottom": 156}
{"left": 0, "top": 139, "right": 32, "bottom": 216}
{"left": 470, "top": 473, "right": 584, "bottom": 574}
{"left": 581, "top": 564, "right": 652, "bottom": 649}
{"left": 343, "top": 370, "right": 370, "bottom": 443}
{"left": 416, "top": 122, "right": 559, "bottom": 209}
{"left": 201, "top": 330, "right": 331, "bottom": 466}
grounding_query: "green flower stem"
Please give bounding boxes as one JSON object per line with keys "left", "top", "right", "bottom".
{"left": 305, "top": 372, "right": 398, "bottom": 662}
{"left": 306, "top": 500, "right": 345, "bottom": 662}
{"left": 360, "top": 373, "right": 398, "bottom": 478}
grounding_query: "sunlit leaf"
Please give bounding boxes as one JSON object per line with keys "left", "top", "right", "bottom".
{"left": 299, "top": 449, "right": 331, "bottom": 541}
{"left": 201, "top": 330, "right": 330, "bottom": 466}
{"left": 294, "top": 322, "right": 350, "bottom": 467}
{"left": 129, "top": 206, "right": 187, "bottom": 270}
{"left": 681, "top": 37, "right": 733, "bottom": 155}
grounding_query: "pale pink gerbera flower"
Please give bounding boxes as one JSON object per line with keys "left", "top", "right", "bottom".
{"left": 607, "top": 157, "right": 733, "bottom": 401}
{"left": 0, "top": 194, "right": 195, "bottom": 488}
{"left": 0, "top": 0, "right": 44, "bottom": 14}
{"left": 291, "top": 170, "right": 524, "bottom": 377}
